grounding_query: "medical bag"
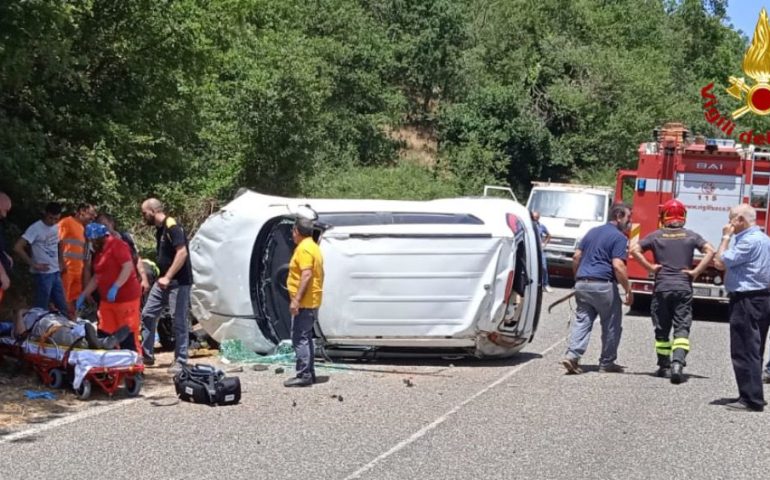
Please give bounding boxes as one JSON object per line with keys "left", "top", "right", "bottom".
{"left": 174, "top": 363, "right": 241, "bottom": 406}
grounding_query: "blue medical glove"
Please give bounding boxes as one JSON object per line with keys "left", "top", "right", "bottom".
{"left": 107, "top": 283, "right": 120, "bottom": 303}
{"left": 75, "top": 293, "right": 87, "bottom": 311}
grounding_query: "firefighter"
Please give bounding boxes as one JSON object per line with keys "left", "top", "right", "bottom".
{"left": 629, "top": 199, "right": 715, "bottom": 383}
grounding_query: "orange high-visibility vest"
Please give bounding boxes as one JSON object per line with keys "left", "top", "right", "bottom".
{"left": 58, "top": 216, "right": 86, "bottom": 270}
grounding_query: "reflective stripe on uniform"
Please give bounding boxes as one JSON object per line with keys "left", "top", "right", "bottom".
{"left": 63, "top": 251, "right": 85, "bottom": 260}
{"left": 61, "top": 238, "right": 85, "bottom": 247}
{"left": 655, "top": 340, "right": 672, "bottom": 355}
{"left": 672, "top": 337, "right": 690, "bottom": 352}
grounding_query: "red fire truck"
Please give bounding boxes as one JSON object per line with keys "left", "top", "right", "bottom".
{"left": 615, "top": 122, "right": 770, "bottom": 306}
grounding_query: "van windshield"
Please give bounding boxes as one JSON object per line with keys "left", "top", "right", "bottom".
{"left": 528, "top": 190, "right": 607, "bottom": 222}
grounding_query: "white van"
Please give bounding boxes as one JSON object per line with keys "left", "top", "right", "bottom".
{"left": 526, "top": 182, "right": 613, "bottom": 278}
{"left": 189, "top": 190, "right": 543, "bottom": 358}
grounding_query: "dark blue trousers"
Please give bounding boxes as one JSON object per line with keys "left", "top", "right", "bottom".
{"left": 728, "top": 292, "right": 770, "bottom": 410}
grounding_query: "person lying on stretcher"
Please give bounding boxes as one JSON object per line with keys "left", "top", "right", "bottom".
{"left": 13, "top": 307, "right": 130, "bottom": 350}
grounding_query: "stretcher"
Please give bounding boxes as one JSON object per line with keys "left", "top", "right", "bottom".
{"left": 0, "top": 336, "right": 144, "bottom": 400}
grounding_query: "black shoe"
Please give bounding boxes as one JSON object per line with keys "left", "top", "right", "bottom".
{"left": 764, "top": 372, "right": 770, "bottom": 384}
{"left": 99, "top": 326, "right": 132, "bottom": 350}
{"left": 725, "top": 400, "right": 763, "bottom": 412}
{"left": 284, "top": 377, "right": 312, "bottom": 388}
{"left": 143, "top": 356, "right": 155, "bottom": 367}
{"left": 655, "top": 367, "right": 671, "bottom": 378}
{"left": 84, "top": 322, "right": 101, "bottom": 349}
{"left": 670, "top": 362, "right": 684, "bottom": 384}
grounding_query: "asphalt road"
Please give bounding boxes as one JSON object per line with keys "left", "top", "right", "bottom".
{"left": 2, "top": 287, "right": 770, "bottom": 480}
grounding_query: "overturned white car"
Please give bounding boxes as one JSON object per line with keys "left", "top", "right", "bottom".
{"left": 190, "top": 189, "right": 543, "bottom": 358}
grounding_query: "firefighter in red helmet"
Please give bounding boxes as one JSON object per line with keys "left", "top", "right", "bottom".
{"left": 630, "top": 199, "right": 716, "bottom": 383}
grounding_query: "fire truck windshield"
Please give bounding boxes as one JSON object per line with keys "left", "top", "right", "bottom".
{"left": 529, "top": 190, "right": 607, "bottom": 221}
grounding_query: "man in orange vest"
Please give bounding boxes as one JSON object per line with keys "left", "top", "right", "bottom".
{"left": 59, "top": 203, "right": 96, "bottom": 316}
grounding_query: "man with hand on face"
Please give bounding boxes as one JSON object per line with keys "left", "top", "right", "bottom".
{"left": 561, "top": 203, "right": 633, "bottom": 375}
{"left": 14, "top": 202, "right": 69, "bottom": 315}
{"left": 139, "top": 198, "right": 192, "bottom": 374}
{"left": 714, "top": 204, "right": 770, "bottom": 412}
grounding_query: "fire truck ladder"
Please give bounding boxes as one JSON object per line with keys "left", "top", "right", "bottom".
{"left": 750, "top": 150, "right": 770, "bottom": 232}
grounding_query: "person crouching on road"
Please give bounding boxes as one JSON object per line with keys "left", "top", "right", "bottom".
{"left": 629, "top": 199, "right": 715, "bottom": 384}
{"left": 561, "top": 203, "right": 633, "bottom": 374}
{"left": 77, "top": 223, "right": 142, "bottom": 352}
{"left": 284, "top": 218, "right": 324, "bottom": 388}
{"left": 714, "top": 204, "right": 770, "bottom": 412}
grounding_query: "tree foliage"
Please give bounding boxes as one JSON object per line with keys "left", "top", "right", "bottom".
{"left": 0, "top": 0, "right": 748, "bottom": 232}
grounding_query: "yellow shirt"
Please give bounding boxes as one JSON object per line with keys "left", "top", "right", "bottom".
{"left": 287, "top": 237, "right": 324, "bottom": 309}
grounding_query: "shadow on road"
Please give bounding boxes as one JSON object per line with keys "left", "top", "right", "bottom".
{"left": 323, "top": 351, "right": 544, "bottom": 371}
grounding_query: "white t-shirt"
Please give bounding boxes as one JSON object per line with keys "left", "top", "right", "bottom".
{"left": 21, "top": 220, "right": 60, "bottom": 273}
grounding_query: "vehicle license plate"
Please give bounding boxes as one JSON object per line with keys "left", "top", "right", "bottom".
{"left": 693, "top": 287, "right": 711, "bottom": 297}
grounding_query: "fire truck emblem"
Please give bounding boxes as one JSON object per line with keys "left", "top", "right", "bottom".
{"left": 726, "top": 8, "right": 770, "bottom": 119}
{"left": 701, "top": 182, "right": 716, "bottom": 195}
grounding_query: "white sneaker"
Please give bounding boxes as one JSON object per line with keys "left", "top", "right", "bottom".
{"left": 544, "top": 286, "right": 553, "bottom": 293}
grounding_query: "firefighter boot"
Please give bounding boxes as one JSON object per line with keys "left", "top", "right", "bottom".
{"left": 655, "top": 353, "right": 671, "bottom": 378}
{"left": 670, "top": 362, "right": 684, "bottom": 384}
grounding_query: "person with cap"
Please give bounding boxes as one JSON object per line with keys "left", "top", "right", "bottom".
{"left": 630, "top": 199, "right": 715, "bottom": 383}
{"left": 14, "top": 202, "right": 69, "bottom": 315}
{"left": 0, "top": 192, "right": 12, "bottom": 306}
{"left": 284, "top": 217, "right": 324, "bottom": 387}
{"left": 139, "top": 198, "right": 193, "bottom": 373}
{"left": 76, "top": 223, "right": 142, "bottom": 352}
{"left": 714, "top": 204, "right": 770, "bottom": 412}
{"left": 58, "top": 203, "right": 96, "bottom": 316}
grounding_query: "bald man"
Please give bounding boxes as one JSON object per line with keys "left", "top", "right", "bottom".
{"left": 714, "top": 204, "right": 770, "bottom": 412}
{"left": 0, "top": 192, "right": 12, "bottom": 305}
{"left": 140, "top": 198, "right": 193, "bottom": 373}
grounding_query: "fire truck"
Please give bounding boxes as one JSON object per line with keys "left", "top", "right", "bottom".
{"left": 615, "top": 122, "right": 769, "bottom": 306}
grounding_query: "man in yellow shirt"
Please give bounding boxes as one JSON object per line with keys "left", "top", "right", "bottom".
{"left": 284, "top": 218, "right": 324, "bottom": 387}
{"left": 59, "top": 203, "right": 96, "bottom": 316}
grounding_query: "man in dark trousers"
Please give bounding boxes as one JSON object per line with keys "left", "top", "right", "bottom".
{"left": 284, "top": 218, "right": 324, "bottom": 387}
{"left": 714, "top": 204, "right": 770, "bottom": 412}
{"left": 140, "top": 198, "right": 193, "bottom": 374}
{"left": 630, "top": 199, "right": 715, "bottom": 384}
{"left": 561, "top": 203, "right": 633, "bottom": 374}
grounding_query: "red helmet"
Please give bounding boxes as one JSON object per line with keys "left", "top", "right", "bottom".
{"left": 660, "top": 199, "right": 686, "bottom": 225}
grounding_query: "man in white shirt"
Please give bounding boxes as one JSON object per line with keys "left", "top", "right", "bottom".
{"left": 14, "top": 202, "right": 69, "bottom": 315}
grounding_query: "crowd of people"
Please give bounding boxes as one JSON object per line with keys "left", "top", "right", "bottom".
{"left": 0, "top": 193, "right": 194, "bottom": 375}
{"left": 0, "top": 192, "right": 325, "bottom": 386}
{"left": 557, "top": 199, "right": 770, "bottom": 412}
{"left": 6, "top": 190, "right": 768, "bottom": 401}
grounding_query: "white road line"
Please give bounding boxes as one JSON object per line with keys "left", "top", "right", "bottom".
{"left": 0, "top": 386, "right": 175, "bottom": 444}
{"left": 341, "top": 338, "right": 564, "bottom": 480}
